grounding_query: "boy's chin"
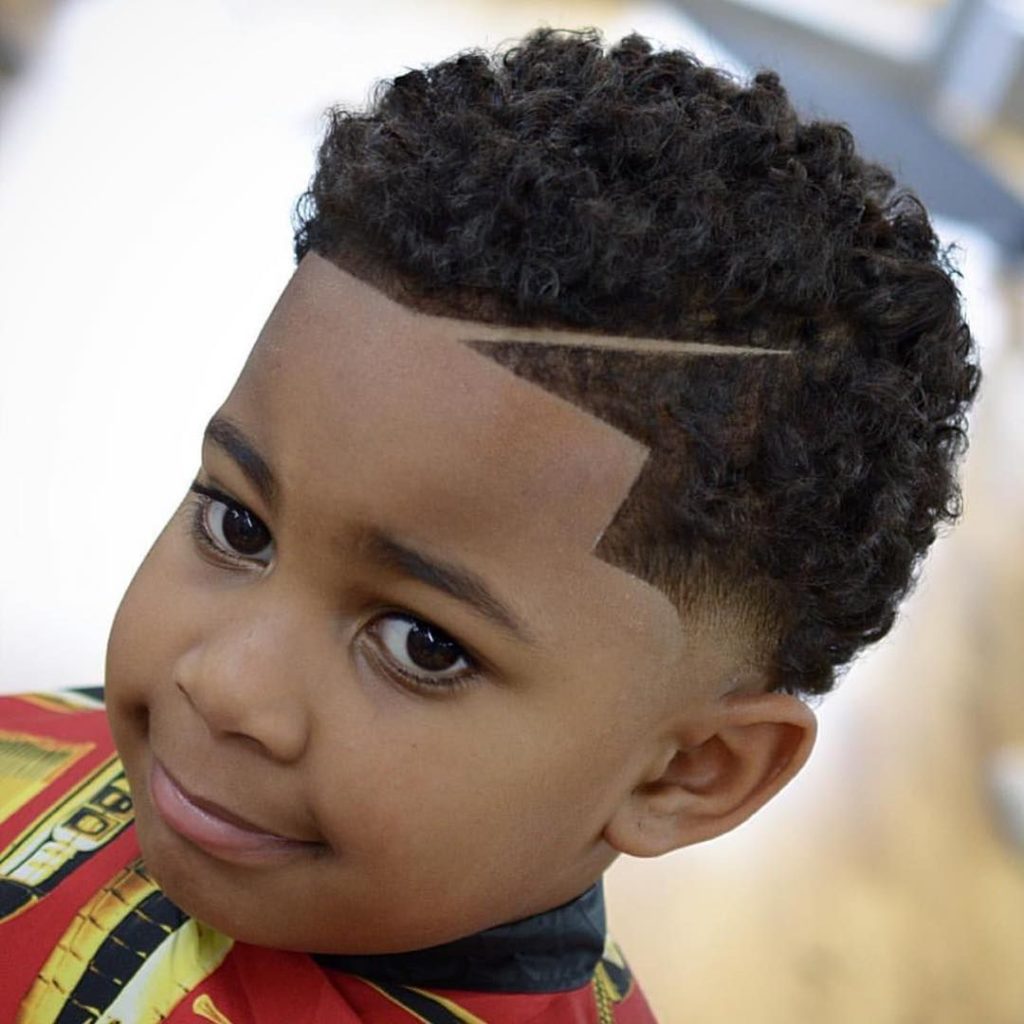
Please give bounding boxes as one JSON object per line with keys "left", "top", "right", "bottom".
{"left": 129, "top": 817, "right": 477, "bottom": 955}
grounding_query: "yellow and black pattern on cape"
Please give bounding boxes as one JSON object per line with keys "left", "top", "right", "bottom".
{"left": 0, "top": 690, "right": 104, "bottom": 830}
{"left": 592, "top": 936, "right": 633, "bottom": 1024}
{"left": 361, "top": 979, "right": 489, "bottom": 1024}
{"left": 17, "top": 858, "right": 233, "bottom": 1024}
{"left": 0, "top": 745, "right": 133, "bottom": 923}
{"left": 0, "top": 726, "right": 92, "bottom": 822}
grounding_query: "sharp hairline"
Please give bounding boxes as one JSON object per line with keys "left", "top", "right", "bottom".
{"left": 203, "top": 416, "right": 277, "bottom": 505}
{"left": 363, "top": 530, "right": 532, "bottom": 643}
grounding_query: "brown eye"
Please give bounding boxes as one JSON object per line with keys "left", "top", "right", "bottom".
{"left": 406, "top": 620, "right": 462, "bottom": 672}
{"left": 220, "top": 505, "right": 271, "bottom": 556}
{"left": 373, "top": 615, "right": 473, "bottom": 684}
{"left": 203, "top": 498, "right": 274, "bottom": 564}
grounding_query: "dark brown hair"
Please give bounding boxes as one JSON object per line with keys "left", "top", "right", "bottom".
{"left": 294, "top": 29, "right": 979, "bottom": 695}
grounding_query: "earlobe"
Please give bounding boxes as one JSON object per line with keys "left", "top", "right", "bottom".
{"left": 603, "top": 691, "right": 817, "bottom": 857}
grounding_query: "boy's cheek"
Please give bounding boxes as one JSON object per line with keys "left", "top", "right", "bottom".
{"left": 105, "top": 512, "right": 192, "bottom": 713}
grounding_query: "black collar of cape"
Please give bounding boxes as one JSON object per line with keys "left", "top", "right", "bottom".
{"left": 311, "top": 881, "right": 606, "bottom": 994}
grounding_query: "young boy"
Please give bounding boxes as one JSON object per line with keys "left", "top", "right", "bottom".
{"left": 0, "top": 28, "right": 978, "bottom": 1024}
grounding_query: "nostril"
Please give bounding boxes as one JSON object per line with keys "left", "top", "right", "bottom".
{"left": 170, "top": 648, "right": 310, "bottom": 763}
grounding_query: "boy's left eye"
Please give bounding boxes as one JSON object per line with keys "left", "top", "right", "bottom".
{"left": 369, "top": 614, "right": 475, "bottom": 687}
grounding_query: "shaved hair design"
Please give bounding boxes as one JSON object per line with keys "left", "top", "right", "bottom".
{"left": 464, "top": 339, "right": 791, "bottom": 605}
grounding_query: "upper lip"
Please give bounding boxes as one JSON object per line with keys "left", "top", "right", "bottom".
{"left": 157, "top": 758, "right": 318, "bottom": 844}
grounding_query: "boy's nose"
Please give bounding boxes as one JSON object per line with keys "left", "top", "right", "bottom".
{"left": 173, "top": 612, "right": 312, "bottom": 763}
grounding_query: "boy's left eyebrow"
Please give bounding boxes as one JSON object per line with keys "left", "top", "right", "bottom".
{"left": 203, "top": 416, "right": 277, "bottom": 505}
{"left": 361, "top": 530, "right": 534, "bottom": 645}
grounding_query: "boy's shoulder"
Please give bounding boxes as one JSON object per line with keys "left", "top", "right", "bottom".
{"left": 0, "top": 691, "right": 659, "bottom": 1023}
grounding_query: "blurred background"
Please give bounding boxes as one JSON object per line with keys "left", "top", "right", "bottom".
{"left": 1, "top": 0, "right": 1021, "bottom": 1020}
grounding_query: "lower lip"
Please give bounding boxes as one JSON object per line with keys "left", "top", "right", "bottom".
{"left": 149, "top": 759, "right": 321, "bottom": 866}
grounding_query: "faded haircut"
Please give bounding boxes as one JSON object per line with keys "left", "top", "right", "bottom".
{"left": 293, "top": 28, "right": 979, "bottom": 695}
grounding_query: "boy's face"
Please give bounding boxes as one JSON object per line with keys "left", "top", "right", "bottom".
{"left": 105, "top": 254, "right": 727, "bottom": 953}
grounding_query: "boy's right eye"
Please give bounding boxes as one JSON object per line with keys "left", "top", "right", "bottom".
{"left": 189, "top": 482, "right": 274, "bottom": 566}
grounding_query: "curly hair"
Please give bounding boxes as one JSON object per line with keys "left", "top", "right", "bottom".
{"left": 293, "top": 29, "right": 979, "bottom": 696}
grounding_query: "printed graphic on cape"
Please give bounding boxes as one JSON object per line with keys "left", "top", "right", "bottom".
{"left": 0, "top": 724, "right": 93, "bottom": 822}
{"left": 17, "top": 857, "right": 233, "bottom": 1024}
{"left": 0, "top": 752, "right": 132, "bottom": 922}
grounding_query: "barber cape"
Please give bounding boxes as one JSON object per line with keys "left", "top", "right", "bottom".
{"left": 0, "top": 691, "right": 658, "bottom": 1023}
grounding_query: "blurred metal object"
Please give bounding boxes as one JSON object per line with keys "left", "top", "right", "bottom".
{"left": 934, "top": 0, "right": 1024, "bottom": 138}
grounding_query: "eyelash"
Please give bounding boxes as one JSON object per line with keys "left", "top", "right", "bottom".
{"left": 186, "top": 481, "right": 481, "bottom": 696}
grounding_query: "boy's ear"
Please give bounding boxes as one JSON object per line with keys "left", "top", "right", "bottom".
{"left": 603, "top": 691, "right": 816, "bottom": 857}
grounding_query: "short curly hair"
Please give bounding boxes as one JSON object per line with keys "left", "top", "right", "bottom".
{"left": 293, "top": 28, "right": 979, "bottom": 696}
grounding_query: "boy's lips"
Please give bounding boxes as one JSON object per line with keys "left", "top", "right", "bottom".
{"left": 149, "top": 757, "right": 323, "bottom": 865}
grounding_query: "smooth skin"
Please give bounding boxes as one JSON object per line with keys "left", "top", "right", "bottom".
{"left": 105, "top": 253, "right": 815, "bottom": 954}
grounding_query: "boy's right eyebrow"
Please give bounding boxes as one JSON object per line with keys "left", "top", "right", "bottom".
{"left": 203, "top": 417, "right": 277, "bottom": 506}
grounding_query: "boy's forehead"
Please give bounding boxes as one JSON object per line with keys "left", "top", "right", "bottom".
{"left": 235, "top": 254, "right": 681, "bottom": 618}
{"left": 227, "top": 254, "right": 701, "bottom": 654}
